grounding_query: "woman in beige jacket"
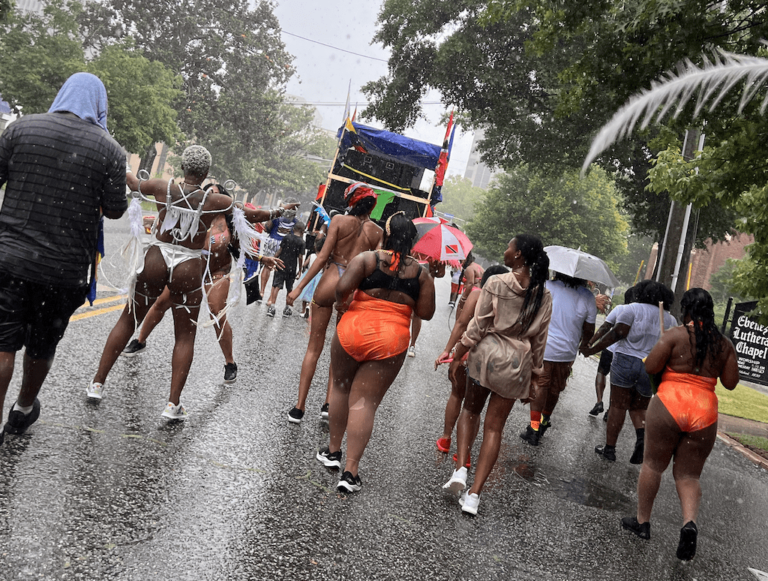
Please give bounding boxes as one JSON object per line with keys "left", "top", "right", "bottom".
{"left": 443, "top": 234, "right": 552, "bottom": 515}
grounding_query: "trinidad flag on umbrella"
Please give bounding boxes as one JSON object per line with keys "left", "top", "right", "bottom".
{"left": 411, "top": 217, "right": 472, "bottom": 268}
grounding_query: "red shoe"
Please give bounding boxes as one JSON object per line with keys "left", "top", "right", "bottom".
{"left": 453, "top": 452, "right": 471, "bottom": 468}
{"left": 436, "top": 437, "right": 451, "bottom": 453}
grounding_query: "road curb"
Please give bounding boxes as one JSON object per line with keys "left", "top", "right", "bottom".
{"left": 717, "top": 432, "right": 768, "bottom": 471}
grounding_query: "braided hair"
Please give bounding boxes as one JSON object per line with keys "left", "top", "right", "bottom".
{"left": 513, "top": 234, "right": 550, "bottom": 333}
{"left": 681, "top": 288, "right": 724, "bottom": 371}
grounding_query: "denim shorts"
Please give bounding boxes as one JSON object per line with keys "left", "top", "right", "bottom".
{"left": 610, "top": 352, "right": 652, "bottom": 397}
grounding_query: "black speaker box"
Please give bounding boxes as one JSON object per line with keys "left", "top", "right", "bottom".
{"left": 336, "top": 149, "right": 418, "bottom": 190}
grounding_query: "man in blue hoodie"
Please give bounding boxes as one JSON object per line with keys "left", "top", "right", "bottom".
{"left": 0, "top": 73, "right": 127, "bottom": 444}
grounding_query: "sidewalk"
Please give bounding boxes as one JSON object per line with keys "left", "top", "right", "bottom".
{"left": 718, "top": 413, "right": 768, "bottom": 439}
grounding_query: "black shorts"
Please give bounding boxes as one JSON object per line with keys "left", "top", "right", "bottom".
{"left": 0, "top": 271, "right": 87, "bottom": 359}
{"left": 272, "top": 269, "right": 296, "bottom": 292}
{"left": 305, "top": 234, "right": 317, "bottom": 257}
{"left": 597, "top": 350, "right": 614, "bottom": 376}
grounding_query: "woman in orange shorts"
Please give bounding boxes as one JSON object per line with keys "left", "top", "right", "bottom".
{"left": 621, "top": 288, "right": 739, "bottom": 561}
{"left": 315, "top": 213, "right": 435, "bottom": 493}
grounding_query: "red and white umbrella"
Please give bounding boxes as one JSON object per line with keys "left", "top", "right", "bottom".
{"left": 412, "top": 218, "right": 473, "bottom": 267}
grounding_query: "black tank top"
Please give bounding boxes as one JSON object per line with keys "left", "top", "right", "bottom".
{"left": 358, "top": 252, "right": 421, "bottom": 303}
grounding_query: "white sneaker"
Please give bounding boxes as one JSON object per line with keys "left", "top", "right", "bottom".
{"left": 86, "top": 382, "right": 104, "bottom": 400}
{"left": 407, "top": 345, "right": 416, "bottom": 358}
{"left": 161, "top": 402, "right": 187, "bottom": 420}
{"left": 442, "top": 467, "right": 467, "bottom": 495}
{"left": 459, "top": 491, "right": 480, "bottom": 515}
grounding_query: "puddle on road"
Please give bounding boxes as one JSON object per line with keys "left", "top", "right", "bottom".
{"left": 508, "top": 458, "right": 632, "bottom": 512}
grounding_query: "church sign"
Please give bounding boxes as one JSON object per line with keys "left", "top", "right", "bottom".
{"left": 729, "top": 301, "right": 768, "bottom": 387}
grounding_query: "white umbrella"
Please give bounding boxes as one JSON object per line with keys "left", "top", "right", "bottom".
{"left": 544, "top": 246, "right": 620, "bottom": 288}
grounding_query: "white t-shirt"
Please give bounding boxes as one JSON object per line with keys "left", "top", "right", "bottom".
{"left": 614, "top": 302, "right": 678, "bottom": 359}
{"left": 451, "top": 269, "right": 462, "bottom": 284}
{"left": 603, "top": 304, "right": 625, "bottom": 353}
{"left": 543, "top": 280, "right": 598, "bottom": 362}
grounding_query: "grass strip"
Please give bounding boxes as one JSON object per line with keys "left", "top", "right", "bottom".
{"left": 727, "top": 433, "right": 768, "bottom": 453}
{"left": 716, "top": 381, "right": 768, "bottom": 424}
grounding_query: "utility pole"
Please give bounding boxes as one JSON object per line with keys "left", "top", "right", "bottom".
{"left": 655, "top": 128, "right": 701, "bottom": 319}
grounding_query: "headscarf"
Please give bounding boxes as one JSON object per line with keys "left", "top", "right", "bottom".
{"left": 344, "top": 181, "right": 377, "bottom": 208}
{"left": 48, "top": 72, "right": 108, "bottom": 131}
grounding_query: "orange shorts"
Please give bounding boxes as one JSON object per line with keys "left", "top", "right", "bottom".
{"left": 656, "top": 369, "right": 718, "bottom": 432}
{"left": 336, "top": 291, "right": 413, "bottom": 362}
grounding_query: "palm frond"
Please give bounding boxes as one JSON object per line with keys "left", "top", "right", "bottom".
{"left": 582, "top": 49, "right": 768, "bottom": 175}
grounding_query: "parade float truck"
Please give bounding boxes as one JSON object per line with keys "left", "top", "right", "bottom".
{"left": 318, "top": 119, "right": 453, "bottom": 224}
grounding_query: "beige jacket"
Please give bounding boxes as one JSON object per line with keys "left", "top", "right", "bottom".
{"left": 460, "top": 271, "right": 552, "bottom": 400}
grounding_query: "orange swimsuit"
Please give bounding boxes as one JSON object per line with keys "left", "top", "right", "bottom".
{"left": 656, "top": 367, "right": 718, "bottom": 432}
{"left": 336, "top": 291, "right": 413, "bottom": 362}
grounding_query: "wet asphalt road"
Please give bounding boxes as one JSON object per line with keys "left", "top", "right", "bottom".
{"left": 1, "top": 217, "right": 767, "bottom": 580}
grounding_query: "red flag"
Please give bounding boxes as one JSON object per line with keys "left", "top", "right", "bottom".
{"left": 434, "top": 111, "right": 453, "bottom": 187}
{"left": 315, "top": 183, "right": 326, "bottom": 201}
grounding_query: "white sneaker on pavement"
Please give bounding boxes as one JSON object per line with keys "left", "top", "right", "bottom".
{"left": 442, "top": 466, "right": 467, "bottom": 495}
{"left": 459, "top": 491, "right": 480, "bottom": 515}
{"left": 161, "top": 402, "right": 188, "bottom": 420}
{"left": 86, "top": 382, "right": 104, "bottom": 400}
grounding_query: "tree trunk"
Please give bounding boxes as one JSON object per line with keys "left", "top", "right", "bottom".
{"left": 139, "top": 143, "right": 158, "bottom": 175}
{"left": 656, "top": 128, "right": 700, "bottom": 319}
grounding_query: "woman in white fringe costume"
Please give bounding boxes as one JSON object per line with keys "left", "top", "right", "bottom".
{"left": 88, "top": 145, "right": 297, "bottom": 419}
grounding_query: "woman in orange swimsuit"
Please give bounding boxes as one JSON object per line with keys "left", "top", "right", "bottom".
{"left": 315, "top": 213, "right": 435, "bottom": 493}
{"left": 285, "top": 183, "right": 383, "bottom": 424}
{"left": 621, "top": 288, "right": 739, "bottom": 561}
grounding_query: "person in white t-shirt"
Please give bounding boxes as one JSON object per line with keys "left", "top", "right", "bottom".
{"left": 588, "top": 285, "right": 639, "bottom": 419}
{"left": 583, "top": 280, "right": 678, "bottom": 463}
{"left": 520, "top": 272, "right": 597, "bottom": 446}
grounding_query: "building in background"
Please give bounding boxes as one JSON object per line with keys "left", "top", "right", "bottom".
{"left": 463, "top": 128, "right": 499, "bottom": 189}
{"left": 643, "top": 233, "right": 754, "bottom": 291}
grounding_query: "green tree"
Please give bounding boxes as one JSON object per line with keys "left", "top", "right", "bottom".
{"left": 467, "top": 165, "right": 628, "bottom": 267}
{"left": 438, "top": 175, "right": 486, "bottom": 222}
{"left": 1, "top": 0, "right": 13, "bottom": 22}
{"left": 612, "top": 234, "right": 654, "bottom": 287}
{"left": 88, "top": 41, "right": 182, "bottom": 153}
{"left": 362, "top": 0, "right": 750, "bottom": 246}
{"left": 0, "top": 0, "right": 85, "bottom": 115}
{"left": 709, "top": 259, "right": 754, "bottom": 306}
{"left": 0, "top": 1, "right": 182, "bottom": 153}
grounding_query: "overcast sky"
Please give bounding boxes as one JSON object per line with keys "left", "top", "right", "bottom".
{"left": 272, "top": 0, "right": 473, "bottom": 178}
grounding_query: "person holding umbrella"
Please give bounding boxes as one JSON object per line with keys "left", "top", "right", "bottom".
{"left": 519, "top": 270, "right": 597, "bottom": 446}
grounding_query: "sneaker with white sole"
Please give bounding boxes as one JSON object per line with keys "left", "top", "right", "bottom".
{"left": 287, "top": 407, "right": 304, "bottom": 424}
{"left": 442, "top": 466, "right": 467, "bottom": 495}
{"left": 266, "top": 305, "right": 276, "bottom": 317}
{"left": 337, "top": 471, "right": 362, "bottom": 493}
{"left": 283, "top": 306, "right": 292, "bottom": 317}
{"left": 86, "top": 382, "right": 104, "bottom": 400}
{"left": 223, "top": 362, "right": 238, "bottom": 384}
{"left": 407, "top": 345, "right": 416, "bottom": 358}
{"left": 320, "top": 402, "right": 329, "bottom": 419}
{"left": 122, "top": 339, "right": 146, "bottom": 357}
{"left": 316, "top": 447, "right": 341, "bottom": 468}
{"left": 161, "top": 402, "right": 187, "bottom": 420}
{"left": 459, "top": 491, "right": 480, "bottom": 515}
